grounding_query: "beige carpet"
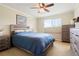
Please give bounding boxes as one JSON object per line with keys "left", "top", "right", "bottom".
{"left": 0, "top": 41, "right": 74, "bottom": 56}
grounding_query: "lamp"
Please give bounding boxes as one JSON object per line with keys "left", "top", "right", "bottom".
{"left": 26, "top": 26, "right": 30, "bottom": 29}
{"left": 73, "top": 18, "right": 77, "bottom": 27}
{"left": 0, "top": 30, "right": 4, "bottom": 36}
{"left": 77, "top": 17, "right": 79, "bottom": 22}
{"left": 26, "top": 26, "right": 33, "bottom": 32}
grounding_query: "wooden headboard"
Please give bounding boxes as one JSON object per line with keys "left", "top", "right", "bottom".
{"left": 10, "top": 25, "right": 27, "bottom": 32}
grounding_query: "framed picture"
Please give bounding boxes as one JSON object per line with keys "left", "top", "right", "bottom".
{"left": 16, "top": 15, "right": 27, "bottom": 26}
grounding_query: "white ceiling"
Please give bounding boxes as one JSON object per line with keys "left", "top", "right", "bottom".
{"left": 0, "top": 3, "right": 77, "bottom": 17}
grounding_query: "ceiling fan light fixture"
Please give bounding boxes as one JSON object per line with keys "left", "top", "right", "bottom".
{"left": 31, "top": 3, "right": 54, "bottom": 13}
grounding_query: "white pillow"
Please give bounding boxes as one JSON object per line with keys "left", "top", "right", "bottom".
{"left": 14, "top": 30, "right": 25, "bottom": 32}
{"left": 0, "top": 32, "right": 4, "bottom": 36}
{"left": 25, "top": 29, "right": 32, "bottom": 32}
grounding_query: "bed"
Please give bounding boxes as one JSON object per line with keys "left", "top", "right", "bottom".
{"left": 10, "top": 25, "right": 55, "bottom": 56}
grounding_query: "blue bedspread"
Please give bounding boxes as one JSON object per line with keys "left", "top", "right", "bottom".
{"left": 12, "top": 32, "right": 55, "bottom": 55}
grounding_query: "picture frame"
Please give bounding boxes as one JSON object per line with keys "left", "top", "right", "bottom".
{"left": 16, "top": 15, "right": 27, "bottom": 26}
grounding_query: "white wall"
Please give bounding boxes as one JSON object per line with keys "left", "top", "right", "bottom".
{"left": 0, "top": 5, "right": 36, "bottom": 34}
{"left": 0, "top": 5, "right": 37, "bottom": 35}
{"left": 27, "top": 17, "right": 37, "bottom": 32}
{"left": 74, "top": 4, "right": 79, "bottom": 18}
{"left": 36, "top": 11, "right": 74, "bottom": 41}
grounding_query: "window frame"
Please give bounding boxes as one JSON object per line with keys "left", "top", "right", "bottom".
{"left": 44, "top": 18, "right": 62, "bottom": 28}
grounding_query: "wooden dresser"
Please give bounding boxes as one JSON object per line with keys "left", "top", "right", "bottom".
{"left": 70, "top": 28, "right": 79, "bottom": 56}
{"left": 0, "top": 35, "right": 10, "bottom": 51}
{"left": 62, "top": 25, "right": 74, "bottom": 42}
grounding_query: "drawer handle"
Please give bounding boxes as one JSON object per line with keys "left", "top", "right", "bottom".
{"left": 74, "top": 48, "right": 79, "bottom": 55}
{"left": 75, "top": 35, "right": 79, "bottom": 37}
{"left": 75, "top": 49, "right": 77, "bottom": 53}
{"left": 74, "top": 41, "right": 77, "bottom": 45}
{"left": 72, "top": 33, "right": 74, "bottom": 34}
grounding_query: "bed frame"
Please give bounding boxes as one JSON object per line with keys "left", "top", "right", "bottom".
{"left": 10, "top": 25, "right": 54, "bottom": 56}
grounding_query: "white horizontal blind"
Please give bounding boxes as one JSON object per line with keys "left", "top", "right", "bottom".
{"left": 44, "top": 18, "right": 62, "bottom": 28}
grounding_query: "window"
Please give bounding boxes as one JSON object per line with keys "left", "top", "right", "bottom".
{"left": 44, "top": 18, "right": 62, "bottom": 28}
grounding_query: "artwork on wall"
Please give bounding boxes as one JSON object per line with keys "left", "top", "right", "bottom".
{"left": 16, "top": 15, "right": 27, "bottom": 26}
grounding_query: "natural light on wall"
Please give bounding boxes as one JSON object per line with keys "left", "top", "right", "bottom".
{"left": 44, "top": 18, "right": 62, "bottom": 28}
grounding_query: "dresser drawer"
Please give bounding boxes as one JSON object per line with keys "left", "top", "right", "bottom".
{"left": 70, "top": 36, "right": 76, "bottom": 44}
{"left": 0, "top": 43, "right": 10, "bottom": 46}
{"left": 73, "top": 44, "right": 79, "bottom": 55}
{"left": 70, "top": 43, "right": 78, "bottom": 56}
{"left": 70, "top": 28, "right": 79, "bottom": 56}
{"left": 0, "top": 36, "right": 10, "bottom": 51}
{"left": 0, "top": 45, "right": 9, "bottom": 50}
{"left": 0, "top": 40, "right": 10, "bottom": 44}
{"left": 74, "top": 37, "right": 79, "bottom": 50}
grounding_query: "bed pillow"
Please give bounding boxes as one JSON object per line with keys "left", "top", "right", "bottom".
{"left": 14, "top": 30, "right": 25, "bottom": 33}
{"left": 25, "top": 29, "right": 32, "bottom": 32}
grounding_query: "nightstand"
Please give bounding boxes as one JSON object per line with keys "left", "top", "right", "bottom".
{"left": 0, "top": 35, "right": 10, "bottom": 51}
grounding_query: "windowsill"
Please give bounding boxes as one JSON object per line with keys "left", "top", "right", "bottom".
{"left": 44, "top": 26, "right": 62, "bottom": 29}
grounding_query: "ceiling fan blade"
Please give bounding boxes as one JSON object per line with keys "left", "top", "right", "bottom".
{"left": 46, "top": 3, "right": 54, "bottom": 7}
{"left": 31, "top": 7, "right": 38, "bottom": 9}
{"left": 39, "top": 3, "right": 44, "bottom": 8}
{"left": 42, "top": 3, "right": 45, "bottom": 7}
{"left": 43, "top": 8, "right": 49, "bottom": 12}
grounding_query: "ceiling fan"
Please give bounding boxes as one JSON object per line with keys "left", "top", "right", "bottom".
{"left": 31, "top": 3, "right": 54, "bottom": 13}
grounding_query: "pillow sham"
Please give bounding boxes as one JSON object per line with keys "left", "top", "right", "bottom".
{"left": 14, "top": 30, "right": 25, "bottom": 32}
